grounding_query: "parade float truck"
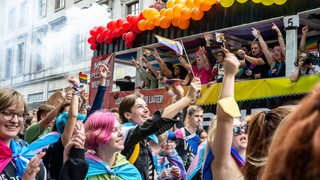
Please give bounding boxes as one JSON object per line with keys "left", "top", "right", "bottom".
{"left": 88, "top": 0, "right": 320, "bottom": 127}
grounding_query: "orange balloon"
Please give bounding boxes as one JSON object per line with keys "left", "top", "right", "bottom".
{"left": 160, "top": 9, "right": 166, "bottom": 16}
{"left": 194, "top": 0, "right": 204, "bottom": 7}
{"left": 173, "top": 4, "right": 184, "bottom": 17}
{"left": 166, "top": 0, "right": 176, "bottom": 8}
{"left": 138, "top": 19, "right": 147, "bottom": 31}
{"left": 179, "top": 19, "right": 190, "bottom": 30}
{"left": 174, "top": 0, "right": 186, "bottom": 5}
{"left": 172, "top": 17, "right": 180, "bottom": 27}
{"left": 160, "top": 17, "right": 171, "bottom": 29}
{"left": 185, "top": 0, "right": 195, "bottom": 9}
{"left": 180, "top": 7, "right": 192, "bottom": 20}
{"left": 199, "top": 2, "right": 212, "bottom": 11}
{"left": 165, "top": 8, "right": 174, "bottom": 20}
{"left": 191, "top": 7, "right": 204, "bottom": 20}
{"left": 204, "top": 0, "right": 218, "bottom": 5}
{"left": 145, "top": 19, "right": 155, "bottom": 30}
{"left": 153, "top": 15, "right": 161, "bottom": 26}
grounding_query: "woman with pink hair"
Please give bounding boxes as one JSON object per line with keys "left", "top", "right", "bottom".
{"left": 84, "top": 111, "right": 141, "bottom": 180}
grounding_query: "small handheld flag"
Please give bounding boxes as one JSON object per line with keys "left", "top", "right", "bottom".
{"left": 155, "top": 34, "right": 183, "bottom": 55}
{"left": 79, "top": 72, "right": 88, "bottom": 84}
{"left": 143, "top": 49, "right": 153, "bottom": 57}
{"left": 215, "top": 33, "right": 225, "bottom": 43}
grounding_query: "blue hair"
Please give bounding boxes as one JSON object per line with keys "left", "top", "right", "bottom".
{"left": 55, "top": 112, "right": 87, "bottom": 134}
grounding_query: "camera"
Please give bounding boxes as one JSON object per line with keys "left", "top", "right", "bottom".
{"left": 303, "top": 58, "right": 311, "bottom": 65}
{"left": 162, "top": 0, "right": 168, "bottom": 2}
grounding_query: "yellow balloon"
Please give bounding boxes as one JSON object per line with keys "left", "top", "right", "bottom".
{"left": 204, "top": 0, "right": 218, "bottom": 5}
{"left": 185, "top": 0, "right": 195, "bottom": 9}
{"left": 148, "top": 8, "right": 160, "bottom": 19}
{"left": 261, "top": 0, "right": 273, "bottom": 6}
{"left": 167, "top": 0, "right": 176, "bottom": 8}
{"left": 237, "top": 0, "right": 248, "bottom": 3}
{"left": 220, "top": 0, "right": 235, "bottom": 8}
{"left": 165, "top": 8, "right": 174, "bottom": 20}
{"left": 142, "top": 8, "right": 150, "bottom": 19}
{"left": 200, "top": 2, "right": 212, "bottom": 11}
{"left": 174, "top": 0, "right": 186, "bottom": 5}
{"left": 274, "top": 0, "right": 287, "bottom": 5}
{"left": 180, "top": 7, "right": 192, "bottom": 20}
{"left": 251, "top": 0, "right": 261, "bottom": 3}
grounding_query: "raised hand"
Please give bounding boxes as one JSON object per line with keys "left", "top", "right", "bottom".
{"left": 222, "top": 52, "right": 240, "bottom": 76}
{"left": 252, "top": 27, "right": 260, "bottom": 38}
{"left": 271, "top": 22, "right": 281, "bottom": 33}
{"left": 186, "top": 77, "right": 201, "bottom": 102}
{"left": 302, "top": 24, "right": 308, "bottom": 35}
{"left": 171, "top": 165, "right": 182, "bottom": 179}
{"left": 22, "top": 152, "right": 46, "bottom": 180}
{"left": 98, "top": 64, "right": 109, "bottom": 79}
{"left": 63, "top": 121, "right": 85, "bottom": 163}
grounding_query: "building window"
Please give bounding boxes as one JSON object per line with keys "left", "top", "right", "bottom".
{"left": 55, "top": 0, "right": 65, "bottom": 11}
{"left": 7, "top": 8, "right": 16, "bottom": 31}
{"left": 75, "top": 33, "right": 85, "bottom": 60}
{"left": 5, "top": 48, "right": 13, "bottom": 79}
{"left": 127, "top": 1, "right": 139, "bottom": 15}
{"left": 34, "top": 37, "right": 43, "bottom": 71}
{"left": 19, "top": 1, "right": 28, "bottom": 27}
{"left": 38, "top": 0, "right": 47, "bottom": 18}
{"left": 51, "top": 48, "right": 63, "bottom": 66}
{"left": 17, "top": 42, "right": 25, "bottom": 75}
{"left": 28, "top": 93, "right": 43, "bottom": 102}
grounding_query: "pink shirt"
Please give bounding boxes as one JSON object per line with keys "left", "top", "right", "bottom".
{"left": 192, "top": 65, "right": 213, "bottom": 84}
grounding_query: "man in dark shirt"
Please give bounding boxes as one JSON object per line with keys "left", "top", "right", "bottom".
{"left": 238, "top": 41, "right": 270, "bottom": 79}
{"left": 115, "top": 75, "right": 135, "bottom": 91}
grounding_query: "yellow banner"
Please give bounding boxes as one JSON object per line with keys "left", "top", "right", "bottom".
{"left": 195, "top": 75, "right": 320, "bottom": 105}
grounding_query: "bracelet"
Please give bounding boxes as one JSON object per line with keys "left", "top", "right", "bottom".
{"left": 72, "top": 91, "right": 80, "bottom": 95}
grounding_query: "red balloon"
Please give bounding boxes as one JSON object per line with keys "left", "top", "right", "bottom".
{"left": 117, "top": 18, "right": 125, "bottom": 27}
{"left": 126, "top": 15, "right": 132, "bottom": 22}
{"left": 87, "top": 36, "right": 95, "bottom": 44}
{"left": 125, "top": 41, "right": 133, "bottom": 48}
{"left": 122, "top": 33, "right": 128, "bottom": 41}
{"left": 112, "top": 29, "right": 120, "bottom": 37}
{"left": 89, "top": 29, "right": 98, "bottom": 37}
{"left": 90, "top": 44, "right": 97, "bottom": 50}
{"left": 96, "top": 34, "right": 105, "bottom": 43}
{"left": 130, "top": 15, "right": 140, "bottom": 25}
{"left": 102, "top": 29, "right": 109, "bottom": 36}
{"left": 122, "top": 22, "right": 131, "bottom": 30}
{"left": 104, "top": 37, "right": 112, "bottom": 44}
{"left": 133, "top": 26, "right": 142, "bottom": 34}
{"left": 126, "top": 31, "right": 136, "bottom": 41}
{"left": 107, "top": 21, "right": 118, "bottom": 30}
{"left": 139, "top": 12, "right": 145, "bottom": 20}
{"left": 97, "top": 26, "right": 105, "bottom": 34}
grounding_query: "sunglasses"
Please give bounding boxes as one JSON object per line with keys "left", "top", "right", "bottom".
{"left": 233, "top": 124, "right": 248, "bottom": 136}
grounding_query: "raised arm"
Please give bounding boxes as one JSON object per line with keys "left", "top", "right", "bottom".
{"left": 299, "top": 25, "right": 308, "bottom": 52}
{"left": 204, "top": 32, "right": 217, "bottom": 67}
{"left": 87, "top": 64, "right": 109, "bottom": 117}
{"left": 61, "top": 85, "right": 79, "bottom": 147}
{"left": 153, "top": 48, "right": 172, "bottom": 79}
{"left": 211, "top": 49, "right": 240, "bottom": 177}
{"left": 141, "top": 56, "right": 160, "bottom": 78}
{"left": 254, "top": 28, "right": 274, "bottom": 66}
{"left": 272, "top": 22, "right": 286, "bottom": 61}
{"left": 199, "top": 46, "right": 211, "bottom": 71}
{"left": 162, "top": 77, "right": 201, "bottom": 119}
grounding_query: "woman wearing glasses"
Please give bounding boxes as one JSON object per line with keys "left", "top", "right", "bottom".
{"left": 0, "top": 88, "right": 47, "bottom": 180}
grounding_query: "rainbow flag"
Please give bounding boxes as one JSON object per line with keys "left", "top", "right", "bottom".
{"left": 79, "top": 72, "right": 88, "bottom": 84}
{"left": 155, "top": 34, "right": 183, "bottom": 55}
{"left": 215, "top": 32, "right": 225, "bottom": 43}
{"left": 143, "top": 49, "right": 153, "bottom": 57}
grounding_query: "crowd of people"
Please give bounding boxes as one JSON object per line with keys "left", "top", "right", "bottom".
{"left": 1, "top": 19, "right": 320, "bottom": 180}
{"left": 115, "top": 24, "right": 319, "bottom": 92}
